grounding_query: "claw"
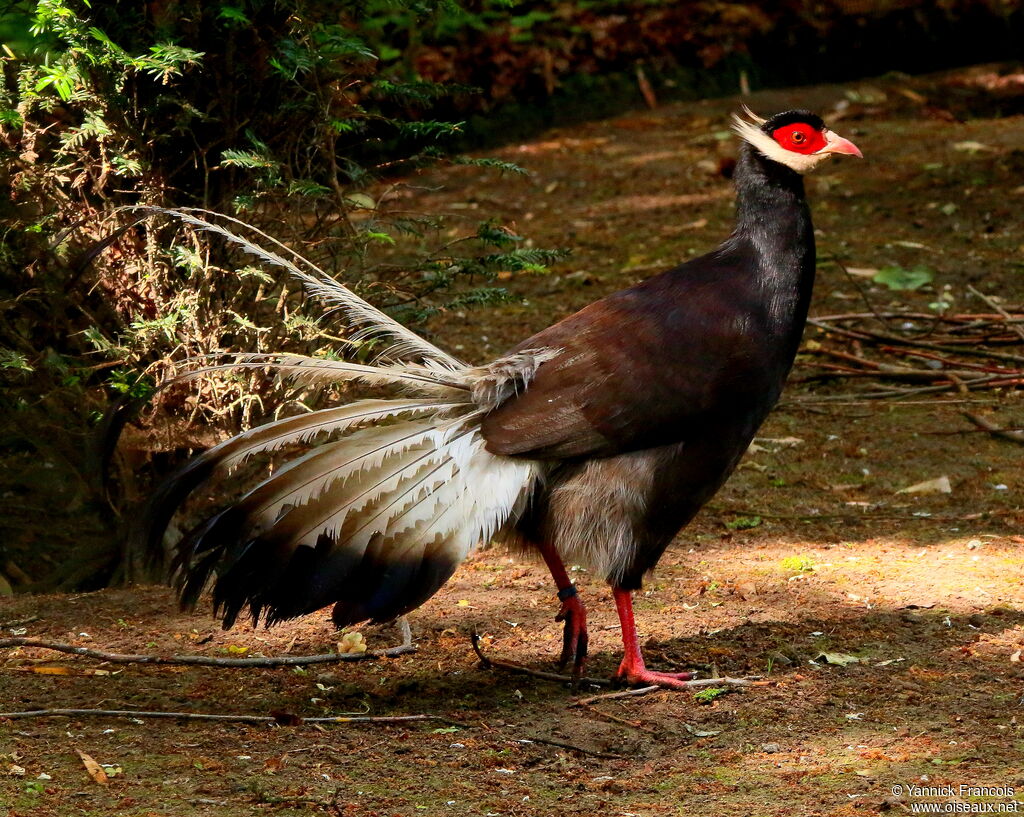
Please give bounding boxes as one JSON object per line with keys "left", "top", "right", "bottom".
{"left": 554, "top": 594, "right": 588, "bottom": 676}
{"left": 614, "top": 663, "right": 696, "bottom": 689}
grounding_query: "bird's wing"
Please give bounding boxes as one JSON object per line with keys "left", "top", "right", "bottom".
{"left": 481, "top": 265, "right": 768, "bottom": 460}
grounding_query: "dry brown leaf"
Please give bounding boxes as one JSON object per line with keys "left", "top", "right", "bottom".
{"left": 22, "top": 666, "right": 111, "bottom": 676}
{"left": 76, "top": 749, "right": 108, "bottom": 785}
{"left": 736, "top": 581, "right": 758, "bottom": 600}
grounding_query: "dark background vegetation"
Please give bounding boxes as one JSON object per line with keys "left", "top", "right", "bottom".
{"left": 0, "top": 0, "right": 1022, "bottom": 593}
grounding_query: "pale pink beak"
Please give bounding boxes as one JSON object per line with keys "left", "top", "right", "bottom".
{"left": 819, "top": 129, "right": 863, "bottom": 158}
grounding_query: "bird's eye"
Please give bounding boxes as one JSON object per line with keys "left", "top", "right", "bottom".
{"left": 772, "top": 123, "right": 827, "bottom": 154}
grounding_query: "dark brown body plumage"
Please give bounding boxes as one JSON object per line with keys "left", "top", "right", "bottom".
{"left": 483, "top": 143, "right": 817, "bottom": 588}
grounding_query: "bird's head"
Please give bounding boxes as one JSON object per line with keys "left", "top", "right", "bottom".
{"left": 732, "top": 106, "right": 862, "bottom": 174}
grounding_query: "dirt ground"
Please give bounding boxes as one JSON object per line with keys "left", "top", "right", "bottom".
{"left": 3, "top": 65, "right": 1024, "bottom": 817}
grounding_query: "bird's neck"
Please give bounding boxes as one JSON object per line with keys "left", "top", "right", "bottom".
{"left": 731, "top": 145, "right": 817, "bottom": 342}
{"left": 733, "top": 145, "right": 814, "bottom": 254}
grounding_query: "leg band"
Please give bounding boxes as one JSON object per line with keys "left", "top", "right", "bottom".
{"left": 557, "top": 584, "right": 577, "bottom": 601}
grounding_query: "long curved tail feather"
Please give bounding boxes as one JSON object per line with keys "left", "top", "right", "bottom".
{"left": 128, "top": 207, "right": 465, "bottom": 370}
{"left": 136, "top": 211, "right": 556, "bottom": 627}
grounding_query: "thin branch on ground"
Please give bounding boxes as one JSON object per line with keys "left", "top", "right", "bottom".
{"left": 572, "top": 675, "right": 766, "bottom": 706}
{"left": 795, "top": 377, "right": 1019, "bottom": 402}
{"left": 0, "top": 617, "right": 415, "bottom": 667}
{"left": 470, "top": 632, "right": 611, "bottom": 687}
{"left": 807, "top": 317, "right": 1024, "bottom": 366}
{"left": 962, "top": 411, "right": 1024, "bottom": 445}
{"left": 574, "top": 704, "right": 649, "bottom": 729}
{"left": 0, "top": 708, "right": 457, "bottom": 726}
{"left": 517, "top": 736, "right": 623, "bottom": 759}
{"left": 780, "top": 397, "right": 994, "bottom": 409}
{"left": 471, "top": 633, "right": 766, "bottom": 699}
{"left": 968, "top": 286, "right": 1024, "bottom": 344}
{"left": 0, "top": 616, "right": 40, "bottom": 630}
{"left": 709, "top": 505, "right": 1017, "bottom": 522}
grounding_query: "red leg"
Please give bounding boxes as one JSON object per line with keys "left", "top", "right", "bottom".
{"left": 537, "top": 542, "right": 588, "bottom": 675}
{"left": 613, "top": 587, "right": 695, "bottom": 688}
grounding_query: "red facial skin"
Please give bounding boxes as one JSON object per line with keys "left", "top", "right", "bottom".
{"left": 772, "top": 123, "right": 827, "bottom": 155}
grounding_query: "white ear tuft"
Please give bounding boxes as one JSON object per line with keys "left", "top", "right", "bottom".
{"left": 731, "top": 109, "right": 831, "bottom": 175}
{"left": 739, "top": 104, "right": 766, "bottom": 125}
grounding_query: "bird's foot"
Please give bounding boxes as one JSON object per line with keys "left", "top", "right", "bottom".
{"left": 554, "top": 593, "right": 588, "bottom": 676}
{"left": 615, "top": 661, "right": 696, "bottom": 689}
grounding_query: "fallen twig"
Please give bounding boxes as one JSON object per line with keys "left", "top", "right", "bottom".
{"left": 470, "top": 632, "right": 611, "bottom": 687}
{"left": 968, "top": 286, "right": 1024, "bottom": 344}
{"left": 795, "top": 375, "right": 1014, "bottom": 402}
{"left": 0, "top": 708, "right": 456, "bottom": 726}
{"left": 710, "top": 505, "right": 1019, "bottom": 522}
{"left": 574, "top": 704, "right": 648, "bottom": 729}
{"left": 962, "top": 411, "right": 1024, "bottom": 445}
{"left": 572, "top": 675, "right": 765, "bottom": 706}
{"left": 807, "top": 318, "right": 1024, "bottom": 366}
{"left": 0, "top": 616, "right": 40, "bottom": 630}
{"left": 517, "top": 736, "right": 623, "bottom": 759}
{"left": 0, "top": 618, "right": 415, "bottom": 667}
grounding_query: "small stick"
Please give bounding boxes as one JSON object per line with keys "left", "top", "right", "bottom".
{"left": 0, "top": 616, "right": 40, "bottom": 630}
{"left": 573, "top": 676, "right": 765, "bottom": 706}
{"left": 811, "top": 311, "right": 1013, "bottom": 323}
{"left": 711, "top": 505, "right": 1017, "bottom": 522}
{"left": 517, "top": 736, "right": 623, "bottom": 759}
{"left": 804, "top": 347, "right": 882, "bottom": 368}
{"left": 794, "top": 373, "right": 1011, "bottom": 401}
{"left": 575, "top": 704, "right": 648, "bottom": 729}
{"left": 0, "top": 709, "right": 455, "bottom": 726}
{"left": 808, "top": 319, "right": 1024, "bottom": 365}
{"left": 883, "top": 346, "right": 1016, "bottom": 375}
{"left": 573, "top": 686, "right": 658, "bottom": 705}
{"left": 781, "top": 398, "right": 990, "bottom": 409}
{"left": 794, "top": 367, "right": 991, "bottom": 384}
{"left": 962, "top": 411, "right": 1024, "bottom": 445}
{"left": 0, "top": 621, "right": 415, "bottom": 667}
{"left": 968, "top": 286, "right": 1024, "bottom": 344}
{"left": 470, "top": 633, "right": 611, "bottom": 687}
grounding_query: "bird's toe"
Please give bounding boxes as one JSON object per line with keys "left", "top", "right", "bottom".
{"left": 555, "top": 596, "right": 588, "bottom": 674}
{"left": 615, "top": 666, "right": 698, "bottom": 689}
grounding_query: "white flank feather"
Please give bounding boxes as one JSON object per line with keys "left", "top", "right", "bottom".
{"left": 266, "top": 414, "right": 479, "bottom": 545}
{"left": 236, "top": 409, "right": 543, "bottom": 578}
{"left": 213, "top": 399, "right": 468, "bottom": 473}
{"left": 236, "top": 417, "right": 464, "bottom": 535}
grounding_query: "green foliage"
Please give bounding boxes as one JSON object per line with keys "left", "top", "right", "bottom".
{"left": 106, "top": 368, "right": 156, "bottom": 401}
{"left": 450, "top": 155, "right": 530, "bottom": 175}
{"left": 694, "top": 687, "right": 728, "bottom": 704}
{"left": 0, "top": 0, "right": 567, "bottom": 588}
{"left": 872, "top": 265, "right": 935, "bottom": 291}
{"left": 725, "top": 515, "right": 761, "bottom": 530}
{"left": 0, "top": 349, "right": 34, "bottom": 372}
{"left": 779, "top": 556, "right": 815, "bottom": 573}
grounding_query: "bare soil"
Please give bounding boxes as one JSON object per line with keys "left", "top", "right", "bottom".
{"left": 3, "top": 65, "right": 1024, "bottom": 817}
